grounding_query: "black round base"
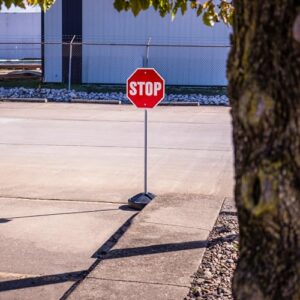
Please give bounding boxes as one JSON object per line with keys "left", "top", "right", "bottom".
{"left": 128, "top": 192, "right": 156, "bottom": 210}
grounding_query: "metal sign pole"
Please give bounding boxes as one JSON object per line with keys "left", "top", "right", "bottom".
{"left": 128, "top": 107, "right": 154, "bottom": 210}
{"left": 144, "top": 109, "right": 148, "bottom": 194}
{"left": 127, "top": 68, "right": 165, "bottom": 210}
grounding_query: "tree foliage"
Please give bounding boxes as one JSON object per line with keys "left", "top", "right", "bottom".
{"left": 0, "top": 0, "right": 55, "bottom": 11}
{"left": 0, "top": 0, "right": 234, "bottom": 27}
{"left": 113, "top": 0, "right": 234, "bottom": 26}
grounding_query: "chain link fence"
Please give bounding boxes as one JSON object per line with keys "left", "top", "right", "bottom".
{"left": 0, "top": 40, "right": 42, "bottom": 80}
{"left": 0, "top": 38, "right": 231, "bottom": 88}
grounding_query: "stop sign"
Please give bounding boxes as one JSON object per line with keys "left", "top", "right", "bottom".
{"left": 127, "top": 68, "right": 165, "bottom": 108}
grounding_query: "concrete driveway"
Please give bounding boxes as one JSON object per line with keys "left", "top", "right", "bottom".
{"left": 0, "top": 103, "right": 233, "bottom": 202}
{"left": 0, "top": 102, "right": 233, "bottom": 299}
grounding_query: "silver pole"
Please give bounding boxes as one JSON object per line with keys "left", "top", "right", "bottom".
{"left": 68, "top": 35, "right": 76, "bottom": 91}
{"left": 144, "top": 109, "right": 148, "bottom": 194}
{"left": 144, "top": 37, "right": 151, "bottom": 194}
{"left": 145, "top": 37, "right": 152, "bottom": 68}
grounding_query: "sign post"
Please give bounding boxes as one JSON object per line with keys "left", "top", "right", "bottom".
{"left": 144, "top": 108, "right": 148, "bottom": 195}
{"left": 126, "top": 68, "right": 165, "bottom": 210}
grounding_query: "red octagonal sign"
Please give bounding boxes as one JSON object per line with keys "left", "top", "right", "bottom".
{"left": 127, "top": 68, "right": 165, "bottom": 109}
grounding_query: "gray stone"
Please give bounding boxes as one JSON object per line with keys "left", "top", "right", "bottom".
{"left": 0, "top": 87, "right": 229, "bottom": 105}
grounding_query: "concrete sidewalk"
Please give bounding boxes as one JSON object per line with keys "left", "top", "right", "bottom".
{"left": 68, "top": 194, "right": 225, "bottom": 300}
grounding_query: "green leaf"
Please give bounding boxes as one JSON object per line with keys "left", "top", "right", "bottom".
{"left": 140, "top": 0, "right": 150, "bottom": 10}
{"left": 114, "top": 0, "right": 126, "bottom": 12}
{"left": 196, "top": 4, "right": 203, "bottom": 16}
{"left": 180, "top": 1, "right": 187, "bottom": 15}
{"left": 130, "top": 0, "right": 142, "bottom": 16}
{"left": 203, "top": 11, "right": 215, "bottom": 26}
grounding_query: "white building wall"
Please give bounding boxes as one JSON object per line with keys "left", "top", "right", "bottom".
{"left": 83, "top": 0, "right": 231, "bottom": 85}
{"left": 44, "top": 0, "right": 62, "bottom": 82}
{"left": 0, "top": 13, "right": 41, "bottom": 59}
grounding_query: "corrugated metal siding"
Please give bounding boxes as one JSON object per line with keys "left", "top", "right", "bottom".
{"left": 44, "top": 0, "right": 62, "bottom": 82}
{"left": 0, "top": 13, "right": 40, "bottom": 59}
{"left": 148, "top": 46, "right": 230, "bottom": 86}
{"left": 83, "top": 45, "right": 144, "bottom": 84}
{"left": 83, "top": 0, "right": 230, "bottom": 85}
{"left": 44, "top": 0, "right": 231, "bottom": 85}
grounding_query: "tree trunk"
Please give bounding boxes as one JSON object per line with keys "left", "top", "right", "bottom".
{"left": 228, "top": 1, "right": 300, "bottom": 299}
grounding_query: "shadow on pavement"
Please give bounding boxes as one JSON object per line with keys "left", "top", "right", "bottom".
{"left": 0, "top": 207, "right": 134, "bottom": 222}
{"left": 0, "top": 271, "right": 86, "bottom": 292}
{"left": 0, "top": 213, "right": 234, "bottom": 296}
{"left": 101, "top": 240, "right": 208, "bottom": 260}
{"left": 0, "top": 218, "right": 11, "bottom": 224}
{"left": 0, "top": 214, "right": 137, "bottom": 295}
{"left": 118, "top": 205, "right": 138, "bottom": 212}
{"left": 219, "top": 211, "right": 237, "bottom": 216}
{"left": 0, "top": 232, "right": 232, "bottom": 295}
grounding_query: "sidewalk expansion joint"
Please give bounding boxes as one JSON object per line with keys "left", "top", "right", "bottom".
{"left": 0, "top": 142, "right": 231, "bottom": 152}
{"left": 141, "top": 221, "right": 211, "bottom": 232}
{"left": 87, "top": 277, "right": 190, "bottom": 289}
{"left": 60, "top": 214, "right": 138, "bottom": 300}
{"left": 0, "top": 195, "right": 126, "bottom": 205}
{"left": 0, "top": 115, "right": 231, "bottom": 126}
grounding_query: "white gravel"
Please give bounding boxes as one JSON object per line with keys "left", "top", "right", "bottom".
{"left": 0, "top": 87, "right": 229, "bottom": 105}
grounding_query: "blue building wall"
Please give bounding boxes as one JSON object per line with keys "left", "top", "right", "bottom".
{"left": 44, "top": 0, "right": 62, "bottom": 82}
{"left": 44, "top": 0, "right": 231, "bottom": 85}
{"left": 0, "top": 13, "right": 41, "bottom": 59}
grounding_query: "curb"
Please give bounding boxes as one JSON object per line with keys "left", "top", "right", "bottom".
{"left": 0, "top": 98, "right": 203, "bottom": 107}
{"left": 159, "top": 101, "right": 199, "bottom": 106}
{"left": 71, "top": 99, "right": 122, "bottom": 105}
{"left": 0, "top": 98, "right": 48, "bottom": 103}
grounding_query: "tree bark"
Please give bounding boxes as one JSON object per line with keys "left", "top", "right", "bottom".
{"left": 228, "top": 1, "right": 300, "bottom": 299}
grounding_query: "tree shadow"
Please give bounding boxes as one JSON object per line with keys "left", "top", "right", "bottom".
{"left": 91, "top": 214, "right": 137, "bottom": 258}
{"left": 92, "top": 233, "right": 238, "bottom": 261}
{"left": 0, "top": 271, "right": 86, "bottom": 292}
{"left": 208, "top": 234, "right": 239, "bottom": 247}
{"left": 0, "top": 234, "right": 233, "bottom": 294}
{"left": 0, "top": 218, "right": 11, "bottom": 224}
{"left": 0, "top": 212, "right": 236, "bottom": 296}
{"left": 0, "top": 214, "right": 138, "bottom": 294}
{"left": 219, "top": 211, "right": 238, "bottom": 216}
{"left": 98, "top": 240, "right": 208, "bottom": 260}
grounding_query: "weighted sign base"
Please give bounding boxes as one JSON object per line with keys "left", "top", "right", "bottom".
{"left": 128, "top": 192, "right": 156, "bottom": 210}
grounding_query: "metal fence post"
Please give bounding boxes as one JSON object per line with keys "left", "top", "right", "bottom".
{"left": 144, "top": 37, "right": 152, "bottom": 68}
{"left": 68, "top": 35, "right": 76, "bottom": 91}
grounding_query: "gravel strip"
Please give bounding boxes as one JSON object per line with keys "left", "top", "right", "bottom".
{"left": 0, "top": 87, "right": 229, "bottom": 106}
{"left": 185, "top": 198, "right": 239, "bottom": 300}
